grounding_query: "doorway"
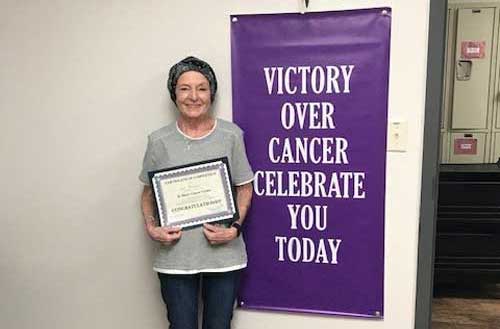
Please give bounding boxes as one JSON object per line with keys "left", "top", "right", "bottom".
{"left": 417, "top": 1, "right": 500, "bottom": 328}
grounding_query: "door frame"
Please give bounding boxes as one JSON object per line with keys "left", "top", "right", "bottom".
{"left": 414, "top": 1, "right": 447, "bottom": 328}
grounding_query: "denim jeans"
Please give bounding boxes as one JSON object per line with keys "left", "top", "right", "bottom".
{"left": 157, "top": 270, "right": 241, "bottom": 329}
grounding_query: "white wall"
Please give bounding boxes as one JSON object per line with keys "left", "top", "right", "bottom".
{"left": 0, "top": 1, "right": 430, "bottom": 329}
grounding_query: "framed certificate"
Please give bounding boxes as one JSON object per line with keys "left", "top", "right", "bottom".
{"left": 148, "top": 157, "right": 239, "bottom": 228}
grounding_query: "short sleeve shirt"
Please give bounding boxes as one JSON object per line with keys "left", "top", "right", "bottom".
{"left": 139, "top": 119, "right": 254, "bottom": 274}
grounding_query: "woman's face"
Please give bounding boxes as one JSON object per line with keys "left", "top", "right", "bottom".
{"left": 175, "top": 71, "right": 212, "bottom": 120}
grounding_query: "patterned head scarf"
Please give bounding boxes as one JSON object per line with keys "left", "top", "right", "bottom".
{"left": 167, "top": 56, "right": 218, "bottom": 103}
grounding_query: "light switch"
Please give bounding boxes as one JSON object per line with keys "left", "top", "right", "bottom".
{"left": 387, "top": 121, "right": 408, "bottom": 152}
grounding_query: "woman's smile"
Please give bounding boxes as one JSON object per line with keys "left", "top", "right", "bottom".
{"left": 175, "top": 71, "right": 212, "bottom": 119}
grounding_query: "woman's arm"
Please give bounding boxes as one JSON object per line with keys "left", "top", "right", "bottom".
{"left": 234, "top": 182, "right": 253, "bottom": 226}
{"left": 141, "top": 185, "right": 182, "bottom": 244}
{"left": 203, "top": 182, "right": 253, "bottom": 244}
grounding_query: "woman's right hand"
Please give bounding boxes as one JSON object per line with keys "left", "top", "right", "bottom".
{"left": 142, "top": 186, "right": 182, "bottom": 245}
{"left": 147, "top": 225, "right": 182, "bottom": 245}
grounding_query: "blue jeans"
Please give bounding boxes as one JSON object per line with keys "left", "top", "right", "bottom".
{"left": 158, "top": 270, "right": 241, "bottom": 329}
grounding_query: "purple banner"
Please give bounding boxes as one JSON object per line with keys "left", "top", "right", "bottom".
{"left": 231, "top": 8, "right": 391, "bottom": 318}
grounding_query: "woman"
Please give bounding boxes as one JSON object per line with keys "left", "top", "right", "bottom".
{"left": 139, "top": 56, "right": 253, "bottom": 329}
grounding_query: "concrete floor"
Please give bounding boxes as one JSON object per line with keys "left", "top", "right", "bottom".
{"left": 432, "top": 284, "right": 500, "bottom": 329}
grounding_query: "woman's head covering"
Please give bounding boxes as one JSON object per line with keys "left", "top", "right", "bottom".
{"left": 167, "top": 56, "right": 218, "bottom": 103}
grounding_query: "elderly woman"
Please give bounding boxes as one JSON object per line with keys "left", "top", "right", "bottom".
{"left": 139, "top": 56, "right": 253, "bottom": 329}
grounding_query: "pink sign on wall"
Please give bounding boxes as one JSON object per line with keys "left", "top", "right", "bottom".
{"left": 461, "top": 41, "right": 486, "bottom": 59}
{"left": 454, "top": 138, "right": 478, "bottom": 155}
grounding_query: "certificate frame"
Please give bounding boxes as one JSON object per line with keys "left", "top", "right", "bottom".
{"left": 148, "top": 157, "right": 239, "bottom": 229}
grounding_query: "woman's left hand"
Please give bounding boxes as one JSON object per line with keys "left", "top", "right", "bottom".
{"left": 203, "top": 223, "right": 238, "bottom": 245}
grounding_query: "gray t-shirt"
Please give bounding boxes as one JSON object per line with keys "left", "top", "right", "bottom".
{"left": 139, "top": 119, "right": 254, "bottom": 274}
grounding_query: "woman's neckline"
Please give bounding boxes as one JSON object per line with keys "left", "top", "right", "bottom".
{"left": 176, "top": 118, "right": 218, "bottom": 141}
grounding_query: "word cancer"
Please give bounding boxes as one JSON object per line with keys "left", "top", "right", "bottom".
{"left": 268, "top": 136, "right": 348, "bottom": 164}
